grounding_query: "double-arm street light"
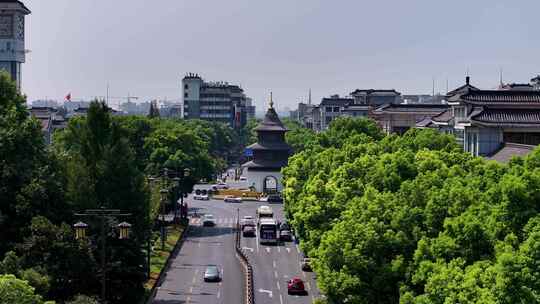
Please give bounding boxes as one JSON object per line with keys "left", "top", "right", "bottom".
{"left": 73, "top": 208, "right": 132, "bottom": 303}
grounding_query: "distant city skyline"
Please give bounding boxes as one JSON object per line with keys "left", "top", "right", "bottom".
{"left": 22, "top": 0, "right": 540, "bottom": 111}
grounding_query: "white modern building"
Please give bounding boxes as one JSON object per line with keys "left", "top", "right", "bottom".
{"left": 182, "top": 73, "right": 253, "bottom": 128}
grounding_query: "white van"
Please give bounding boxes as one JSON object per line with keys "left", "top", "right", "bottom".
{"left": 256, "top": 205, "right": 273, "bottom": 220}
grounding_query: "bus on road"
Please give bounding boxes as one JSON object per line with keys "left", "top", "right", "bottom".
{"left": 258, "top": 218, "right": 278, "bottom": 245}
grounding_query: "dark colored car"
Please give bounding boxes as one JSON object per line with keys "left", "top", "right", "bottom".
{"left": 287, "top": 277, "right": 306, "bottom": 295}
{"left": 267, "top": 194, "right": 283, "bottom": 203}
{"left": 301, "top": 258, "right": 312, "bottom": 272}
{"left": 204, "top": 265, "right": 221, "bottom": 282}
{"left": 279, "top": 229, "right": 292, "bottom": 241}
{"left": 242, "top": 225, "right": 256, "bottom": 237}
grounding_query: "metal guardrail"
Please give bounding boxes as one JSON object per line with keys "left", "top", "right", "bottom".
{"left": 235, "top": 221, "right": 255, "bottom": 304}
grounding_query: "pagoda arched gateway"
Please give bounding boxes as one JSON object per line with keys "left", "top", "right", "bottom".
{"left": 242, "top": 93, "right": 291, "bottom": 193}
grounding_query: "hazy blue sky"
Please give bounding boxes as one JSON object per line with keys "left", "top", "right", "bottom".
{"left": 24, "top": 0, "right": 540, "bottom": 110}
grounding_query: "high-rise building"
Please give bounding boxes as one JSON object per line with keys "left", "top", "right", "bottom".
{"left": 245, "top": 97, "right": 256, "bottom": 121}
{"left": 0, "top": 0, "right": 30, "bottom": 90}
{"left": 182, "top": 73, "right": 251, "bottom": 128}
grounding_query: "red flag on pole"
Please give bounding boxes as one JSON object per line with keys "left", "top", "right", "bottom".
{"left": 65, "top": 93, "right": 71, "bottom": 101}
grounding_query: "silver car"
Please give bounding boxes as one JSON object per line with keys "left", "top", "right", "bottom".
{"left": 204, "top": 265, "right": 221, "bottom": 282}
{"left": 202, "top": 214, "right": 216, "bottom": 226}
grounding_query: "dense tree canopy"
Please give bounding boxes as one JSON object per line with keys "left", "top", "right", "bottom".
{"left": 0, "top": 274, "right": 44, "bottom": 304}
{"left": 0, "top": 67, "right": 237, "bottom": 304}
{"left": 283, "top": 117, "right": 540, "bottom": 303}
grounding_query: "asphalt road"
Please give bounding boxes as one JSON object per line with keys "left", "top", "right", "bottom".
{"left": 151, "top": 179, "right": 321, "bottom": 304}
{"left": 238, "top": 200, "right": 321, "bottom": 304}
{"left": 151, "top": 186, "right": 243, "bottom": 304}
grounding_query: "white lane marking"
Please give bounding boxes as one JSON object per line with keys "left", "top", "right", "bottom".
{"left": 189, "top": 286, "right": 193, "bottom": 293}
{"left": 243, "top": 247, "right": 254, "bottom": 252}
{"left": 286, "top": 247, "right": 290, "bottom": 253}
{"left": 278, "top": 246, "right": 281, "bottom": 253}
{"left": 276, "top": 281, "right": 280, "bottom": 290}
{"left": 258, "top": 289, "right": 273, "bottom": 298}
{"left": 296, "top": 244, "right": 300, "bottom": 254}
{"left": 280, "top": 294, "right": 284, "bottom": 304}
{"left": 273, "top": 260, "right": 276, "bottom": 268}
{"left": 198, "top": 242, "right": 201, "bottom": 248}
{"left": 274, "top": 271, "right": 278, "bottom": 279}
{"left": 217, "top": 289, "right": 221, "bottom": 299}
{"left": 266, "top": 247, "right": 271, "bottom": 254}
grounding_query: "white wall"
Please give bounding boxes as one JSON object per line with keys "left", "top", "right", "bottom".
{"left": 246, "top": 170, "right": 283, "bottom": 193}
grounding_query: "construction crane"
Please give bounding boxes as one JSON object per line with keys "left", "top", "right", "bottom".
{"left": 91, "top": 94, "right": 139, "bottom": 109}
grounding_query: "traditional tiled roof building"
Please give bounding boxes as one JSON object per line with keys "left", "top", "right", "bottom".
{"left": 446, "top": 88, "right": 540, "bottom": 156}
{"left": 242, "top": 94, "right": 291, "bottom": 193}
{"left": 372, "top": 104, "right": 448, "bottom": 134}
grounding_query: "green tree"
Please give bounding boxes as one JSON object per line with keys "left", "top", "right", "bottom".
{"left": 0, "top": 72, "right": 69, "bottom": 254}
{"left": 53, "top": 101, "right": 150, "bottom": 302}
{"left": 0, "top": 274, "right": 43, "bottom": 304}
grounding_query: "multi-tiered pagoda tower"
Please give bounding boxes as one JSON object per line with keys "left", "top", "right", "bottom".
{"left": 242, "top": 94, "right": 291, "bottom": 193}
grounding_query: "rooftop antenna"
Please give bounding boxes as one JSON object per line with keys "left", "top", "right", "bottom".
{"left": 446, "top": 78, "right": 449, "bottom": 94}
{"left": 432, "top": 77, "right": 435, "bottom": 96}
{"left": 269, "top": 91, "right": 274, "bottom": 109}
{"left": 106, "top": 83, "right": 110, "bottom": 105}
{"left": 308, "top": 88, "right": 312, "bottom": 105}
{"left": 499, "top": 67, "right": 504, "bottom": 87}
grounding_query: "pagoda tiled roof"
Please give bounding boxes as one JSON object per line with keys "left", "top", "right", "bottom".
{"left": 471, "top": 108, "right": 540, "bottom": 127}
{"left": 373, "top": 104, "right": 448, "bottom": 115}
{"left": 415, "top": 116, "right": 434, "bottom": 128}
{"left": 242, "top": 159, "right": 288, "bottom": 169}
{"left": 246, "top": 142, "right": 291, "bottom": 151}
{"left": 0, "top": 0, "right": 30, "bottom": 13}
{"left": 431, "top": 109, "right": 453, "bottom": 123}
{"left": 320, "top": 98, "right": 353, "bottom": 106}
{"left": 254, "top": 107, "right": 288, "bottom": 132}
{"left": 487, "top": 143, "right": 536, "bottom": 163}
{"left": 450, "top": 90, "right": 540, "bottom": 106}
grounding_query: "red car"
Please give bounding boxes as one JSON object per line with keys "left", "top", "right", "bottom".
{"left": 287, "top": 277, "right": 306, "bottom": 295}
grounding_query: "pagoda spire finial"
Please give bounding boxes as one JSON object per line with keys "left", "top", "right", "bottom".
{"left": 269, "top": 91, "right": 274, "bottom": 109}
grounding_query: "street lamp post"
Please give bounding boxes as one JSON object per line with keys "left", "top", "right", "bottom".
{"left": 74, "top": 208, "right": 132, "bottom": 303}
{"left": 146, "top": 176, "right": 156, "bottom": 280}
{"left": 159, "top": 189, "right": 169, "bottom": 251}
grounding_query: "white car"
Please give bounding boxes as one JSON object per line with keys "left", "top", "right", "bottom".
{"left": 241, "top": 216, "right": 255, "bottom": 228}
{"left": 239, "top": 176, "right": 247, "bottom": 181}
{"left": 224, "top": 195, "right": 242, "bottom": 203}
{"left": 194, "top": 194, "right": 209, "bottom": 200}
{"left": 202, "top": 214, "right": 216, "bottom": 226}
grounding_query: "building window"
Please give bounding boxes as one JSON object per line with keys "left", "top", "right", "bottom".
{"left": 184, "top": 84, "right": 188, "bottom": 90}
{"left": 333, "top": 107, "right": 340, "bottom": 112}
{"left": 454, "top": 106, "right": 466, "bottom": 120}
{"left": 184, "top": 92, "right": 188, "bottom": 98}
{"left": 325, "top": 107, "right": 332, "bottom": 112}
